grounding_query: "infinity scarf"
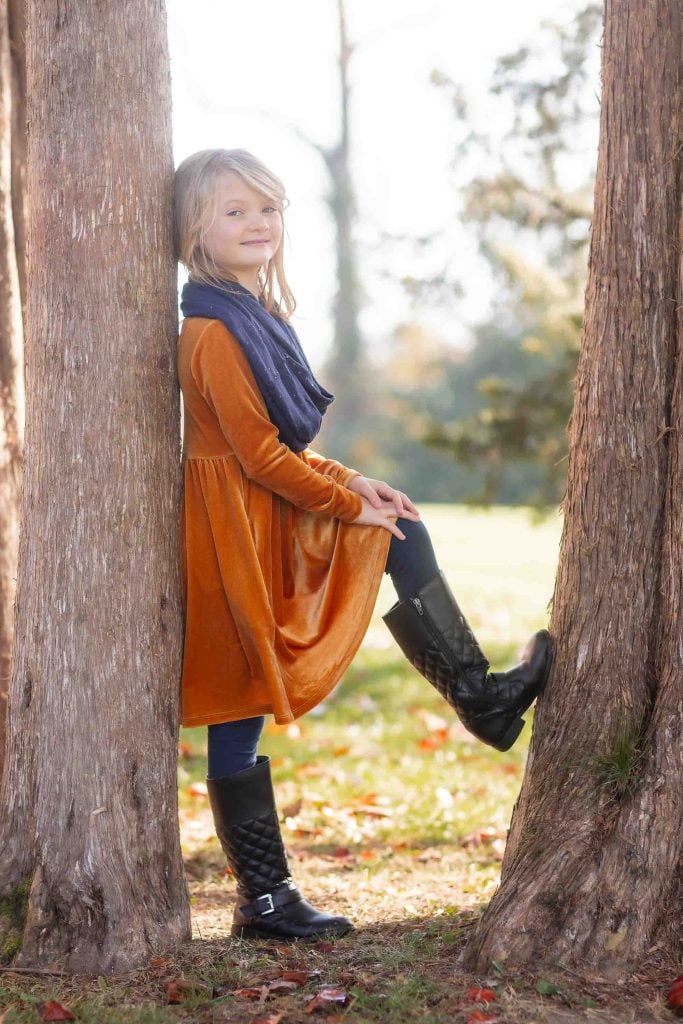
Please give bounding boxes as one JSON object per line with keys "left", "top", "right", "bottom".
{"left": 180, "top": 278, "right": 334, "bottom": 452}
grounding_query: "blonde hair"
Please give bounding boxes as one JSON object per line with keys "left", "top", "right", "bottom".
{"left": 174, "top": 148, "right": 296, "bottom": 320}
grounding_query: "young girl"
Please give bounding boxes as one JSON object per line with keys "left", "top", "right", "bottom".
{"left": 174, "top": 148, "right": 553, "bottom": 942}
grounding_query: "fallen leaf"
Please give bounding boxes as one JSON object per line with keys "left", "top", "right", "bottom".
{"left": 164, "top": 978, "right": 195, "bottom": 1004}
{"left": 187, "top": 781, "right": 208, "bottom": 797}
{"left": 231, "top": 987, "right": 266, "bottom": 999}
{"left": 461, "top": 826, "right": 506, "bottom": 849}
{"left": 37, "top": 1002, "right": 76, "bottom": 1022}
{"left": 418, "top": 729, "right": 449, "bottom": 751}
{"left": 412, "top": 707, "right": 449, "bottom": 731}
{"left": 304, "top": 987, "right": 350, "bottom": 1013}
{"left": 351, "top": 805, "right": 392, "bottom": 818}
{"left": 282, "top": 797, "right": 303, "bottom": 818}
{"left": 466, "top": 1013, "right": 498, "bottom": 1023}
{"left": 253, "top": 1015, "right": 283, "bottom": 1024}
{"left": 149, "top": 955, "right": 170, "bottom": 967}
{"left": 267, "top": 979, "right": 300, "bottom": 994}
{"left": 667, "top": 975, "right": 683, "bottom": 1012}
{"left": 466, "top": 986, "right": 496, "bottom": 1004}
{"left": 316, "top": 940, "right": 334, "bottom": 953}
{"left": 331, "top": 846, "right": 353, "bottom": 859}
{"left": 417, "top": 849, "right": 442, "bottom": 863}
{"left": 280, "top": 969, "right": 319, "bottom": 985}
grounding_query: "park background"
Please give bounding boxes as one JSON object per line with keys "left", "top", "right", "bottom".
{"left": 4, "top": 0, "right": 680, "bottom": 1020}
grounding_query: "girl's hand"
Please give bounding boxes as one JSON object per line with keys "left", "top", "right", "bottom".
{"left": 351, "top": 495, "right": 420, "bottom": 540}
{"left": 347, "top": 475, "right": 420, "bottom": 520}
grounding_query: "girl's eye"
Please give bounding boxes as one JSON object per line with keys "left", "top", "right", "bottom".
{"left": 226, "top": 206, "right": 278, "bottom": 216}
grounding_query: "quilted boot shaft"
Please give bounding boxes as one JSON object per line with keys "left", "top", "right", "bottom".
{"left": 207, "top": 755, "right": 353, "bottom": 940}
{"left": 383, "top": 571, "right": 553, "bottom": 751}
{"left": 207, "top": 755, "right": 290, "bottom": 896}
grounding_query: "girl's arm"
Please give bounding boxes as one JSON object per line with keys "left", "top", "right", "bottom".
{"left": 300, "top": 448, "right": 361, "bottom": 487}
{"left": 190, "top": 320, "right": 363, "bottom": 523}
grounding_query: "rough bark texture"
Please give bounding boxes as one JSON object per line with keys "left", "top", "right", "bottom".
{"left": 0, "top": 0, "right": 190, "bottom": 972}
{"left": 0, "top": 0, "right": 25, "bottom": 781}
{"left": 8, "top": 0, "right": 25, "bottom": 306}
{"left": 464, "top": 0, "right": 682, "bottom": 973}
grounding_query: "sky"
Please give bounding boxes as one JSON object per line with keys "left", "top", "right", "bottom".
{"left": 166, "top": 0, "right": 600, "bottom": 368}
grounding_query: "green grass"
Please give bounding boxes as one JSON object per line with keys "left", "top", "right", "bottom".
{"left": 18, "top": 505, "right": 674, "bottom": 1024}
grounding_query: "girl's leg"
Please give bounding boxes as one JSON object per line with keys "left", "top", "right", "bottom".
{"left": 205, "top": 723, "right": 352, "bottom": 939}
{"left": 382, "top": 516, "right": 553, "bottom": 751}
{"left": 383, "top": 517, "right": 440, "bottom": 601}
{"left": 207, "top": 716, "right": 265, "bottom": 779}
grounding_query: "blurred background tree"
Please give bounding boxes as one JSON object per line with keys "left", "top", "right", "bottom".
{"left": 319, "top": 3, "right": 602, "bottom": 512}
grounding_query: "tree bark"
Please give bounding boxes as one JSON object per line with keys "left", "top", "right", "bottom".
{"left": 0, "top": 0, "right": 190, "bottom": 973}
{"left": 464, "top": 0, "right": 682, "bottom": 973}
{"left": 0, "top": 0, "right": 25, "bottom": 782}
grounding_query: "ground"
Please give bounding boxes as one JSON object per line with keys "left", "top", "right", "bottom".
{"left": 0, "top": 507, "right": 679, "bottom": 1022}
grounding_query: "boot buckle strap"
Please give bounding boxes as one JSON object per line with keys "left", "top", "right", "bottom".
{"left": 241, "top": 882, "right": 301, "bottom": 920}
{"left": 252, "top": 892, "right": 275, "bottom": 916}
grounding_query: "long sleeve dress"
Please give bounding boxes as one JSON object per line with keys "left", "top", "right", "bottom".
{"left": 177, "top": 316, "right": 394, "bottom": 727}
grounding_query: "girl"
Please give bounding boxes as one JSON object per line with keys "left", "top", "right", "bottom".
{"left": 174, "top": 148, "right": 553, "bottom": 942}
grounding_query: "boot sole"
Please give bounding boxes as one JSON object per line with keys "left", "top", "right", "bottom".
{"left": 473, "top": 713, "right": 524, "bottom": 752}
{"left": 232, "top": 922, "right": 354, "bottom": 941}
{"left": 473, "top": 632, "right": 555, "bottom": 751}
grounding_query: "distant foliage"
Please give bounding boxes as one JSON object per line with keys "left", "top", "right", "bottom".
{"left": 418, "top": 2, "right": 602, "bottom": 509}
{"left": 319, "top": 4, "right": 602, "bottom": 510}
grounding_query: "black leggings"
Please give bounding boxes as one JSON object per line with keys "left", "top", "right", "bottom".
{"left": 206, "top": 517, "right": 440, "bottom": 778}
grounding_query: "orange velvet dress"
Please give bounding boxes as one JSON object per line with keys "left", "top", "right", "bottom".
{"left": 177, "top": 316, "right": 394, "bottom": 728}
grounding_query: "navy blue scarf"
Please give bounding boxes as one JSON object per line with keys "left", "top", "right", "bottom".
{"left": 180, "top": 278, "right": 334, "bottom": 452}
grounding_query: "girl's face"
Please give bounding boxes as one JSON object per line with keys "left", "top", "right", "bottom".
{"left": 203, "top": 172, "right": 283, "bottom": 287}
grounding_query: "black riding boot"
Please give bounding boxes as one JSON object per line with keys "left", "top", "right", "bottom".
{"left": 207, "top": 755, "right": 353, "bottom": 940}
{"left": 383, "top": 570, "right": 553, "bottom": 751}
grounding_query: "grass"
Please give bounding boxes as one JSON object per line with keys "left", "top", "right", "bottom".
{"left": 0, "top": 506, "right": 675, "bottom": 1022}
{"left": 590, "top": 722, "right": 645, "bottom": 799}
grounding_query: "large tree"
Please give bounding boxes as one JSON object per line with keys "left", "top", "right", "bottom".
{"left": 0, "top": 0, "right": 190, "bottom": 972}
{"left": 0, "top": 0, "right": 26, "bottom": 779}
{"left": 465, "top": 0, "right": 682, "bottom": 971}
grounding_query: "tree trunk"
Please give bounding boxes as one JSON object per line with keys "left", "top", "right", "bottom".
{"left": 0, "top": 0, "right": 25, "bottom": 782}
{"left": 318, "top": 0, "right": 370, "bottom": 462}
{"left": 8, "top": 0, "right": 26, "bottom": 306}
{"left": 464, "top": 0, "right": 682, "bottom": 973}
{"left": 0, "top": 0, "right": 190, "bottom": 973}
